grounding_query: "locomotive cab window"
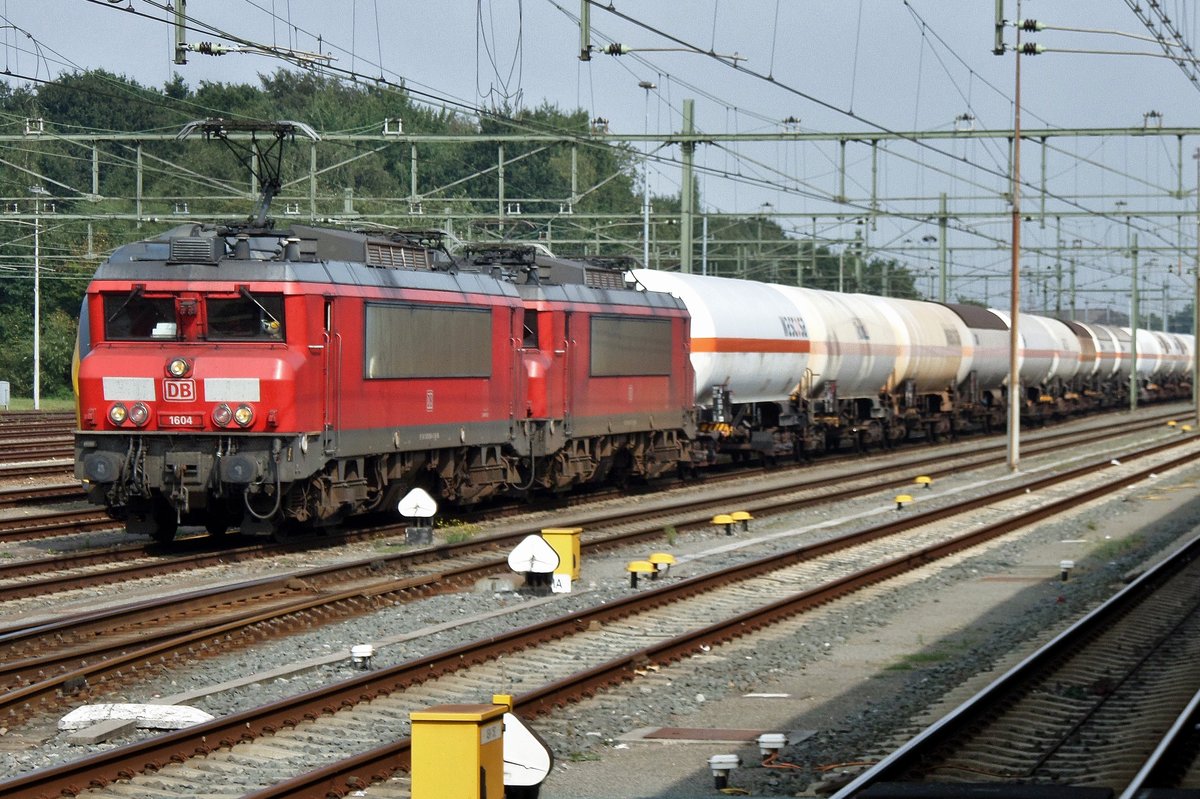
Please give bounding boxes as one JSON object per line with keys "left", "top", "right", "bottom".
{"left": 206, "top": 291, "right": 285, "bottom": 341}
{"left": 103, "top": 291, "right": 178, "bottom": 340}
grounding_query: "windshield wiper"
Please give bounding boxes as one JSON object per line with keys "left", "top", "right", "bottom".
{"left": 239, "top": 286, "right": 281, "bottom": 328}
{"left": 105, "top": 285, "right": 145, "bottom": 324}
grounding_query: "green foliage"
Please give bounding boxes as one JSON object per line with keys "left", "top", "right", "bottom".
{"left": 1169, "top": 303, "right": 1195, "bottom": 335}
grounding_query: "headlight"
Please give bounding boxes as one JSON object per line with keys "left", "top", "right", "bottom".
{"left": 233, "top": 404, "right": 255, "bottom": 427}
{"left": 108, "top": 404, "right": 128, "bottom": 425}
{"left": 128, "top": 402, "right": 150, "bottom": 427}
{"left": 212, "top": 403, "right": 233, "bottom": 427}
{"left": 166, "top": 357, "right": 192, "bottom": 378}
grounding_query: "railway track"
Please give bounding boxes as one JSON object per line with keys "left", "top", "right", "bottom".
{"left": 0, "top": 439, "right": 73, "bottom": 463}
{"left": 0, "top": 480, "right": 84, "bottom": 509}
{"left": 1, "top": 430, "right": 1197, "bottom": 799}
{"left": 0, "top": 408, "right": 1188, "bottom": 604}
{"left": 0, "top": 460, "right": 74, "bottom": 481}
{"left": 833, "top": 530, "right": 1200, "bottom": 798}
{"left": 0, "top": 413, "right": 75, "bottom": 465}
{"left": 0, "top": 411, "right": 75, "bottom": 430}
{"left": 0, "top": 507, "right": 114, "bottom": 542}
{"left": 0, "top": 407, "right": 1180, "bottom": 568}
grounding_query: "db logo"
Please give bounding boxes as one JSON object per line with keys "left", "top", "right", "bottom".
{"left": 163, "top": 379, "right": 196, "bottom": 402}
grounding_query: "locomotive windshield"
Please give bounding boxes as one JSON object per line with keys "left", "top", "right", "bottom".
{"left": 101, "top": 290, "right": 285, "bottom": 341}
{"left": 104, "top": 291, "right": 177, "bottom": 340}
{"left": 207, "top": 291, "right": 285, "bottom": 340}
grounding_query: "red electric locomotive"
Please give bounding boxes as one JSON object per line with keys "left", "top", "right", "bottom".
{"left": 74, "top": 223, "right": 695, "bottom": 542}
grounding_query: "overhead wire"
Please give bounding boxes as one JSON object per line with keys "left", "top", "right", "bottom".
{"left": 6, "top": 1, "right": 1195, "bottom": 299}
{"left": 583, "top": 0, "right": 1188, "bottom": 255}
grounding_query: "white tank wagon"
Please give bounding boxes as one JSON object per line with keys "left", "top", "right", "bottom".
{"left": 770, "top": 285, "right": 898, "bottom": 399}
{"left": 986, "top": 311, "right": 1082, "bottom": 387}
{"left": 1124, "top": 328, "right": 1194, "bottom": 401}
{"left": 862, "top": 295, "right": 972, "bottom": 393}
{"left": 1151, "top": 332, "right": 1188, "bottom": 381}
{"left": 629, "top": 269, "right": 812, "bottom": 406}
{"left": 1173, "top": 333, "right": 1196, "bottom": 379}
{"left": 633, "top": 271, "right": 974, "bottom": 453}
{"left": 630, "top": 269, "right": 1194, "bottom": 461}
{"left": 631, "top": 269, "right": 903, "bottom": 454}
{"left": 1065, "top": 323, "right": 1193, "bottom": 406}
{"left": 1072, "top": 321, "right": 1126, "bottom": 385}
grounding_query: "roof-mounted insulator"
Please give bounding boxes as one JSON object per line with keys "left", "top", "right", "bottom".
{"left": 186, "top": 41, "right": 234, "bottom": 56}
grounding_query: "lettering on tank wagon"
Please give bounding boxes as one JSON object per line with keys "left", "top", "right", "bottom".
{"left": 779, "top": 316, "right": 808, "bottom": 339}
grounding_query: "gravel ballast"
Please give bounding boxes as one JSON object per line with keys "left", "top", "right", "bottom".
{"left": 0, "top": 419, "right": 1197, "bottom": 798}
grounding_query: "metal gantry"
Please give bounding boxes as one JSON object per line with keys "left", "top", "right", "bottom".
{"left": 2, "top": 119, "right": 1199, "bottom": 309}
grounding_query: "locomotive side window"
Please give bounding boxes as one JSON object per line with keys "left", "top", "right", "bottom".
{"left": 207, "top": 292, "right": 285, "bottom": 340}
{"left": 591, "top": 316, "right": 672, "bottom": 376}
{"left": 103, "top": 292, "right": 178, "bottom": 340}
{"left": 364, "top": 303, "right": 492, "bottom": 378}
{"left": 522, "top": 311, "right": 540, "bottom": 348}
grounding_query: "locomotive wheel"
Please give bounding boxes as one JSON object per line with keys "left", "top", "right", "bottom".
{"left": 204, "top": 514, "right": 230, "bottom": 537}
{"left": 202, "top": 501, "right": 238, "bottom": 537}
{"left": 151, "top": 505, "right": 179, "bottom": 544}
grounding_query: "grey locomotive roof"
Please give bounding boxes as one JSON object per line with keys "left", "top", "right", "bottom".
{"left": 517, "top": 282, "right": 686, "bottom": 312}
{"left": 90, "top": 224, "right": 676, "bottom": 309}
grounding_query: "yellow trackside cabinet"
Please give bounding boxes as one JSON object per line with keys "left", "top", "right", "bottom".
{"left": 410, "top": 703, "right": 507, "bottom": 799}
{"left": 541, "top": 527, "right": 582, "bottom": 581}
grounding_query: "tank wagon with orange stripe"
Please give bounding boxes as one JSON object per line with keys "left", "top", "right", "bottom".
{"left": 631, "top": 270, "right": 1193, "bottom": 459}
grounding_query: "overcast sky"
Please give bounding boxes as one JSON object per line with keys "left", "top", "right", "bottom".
{"left": 4, "top": 1, "right": 1200, "bottom": 310}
